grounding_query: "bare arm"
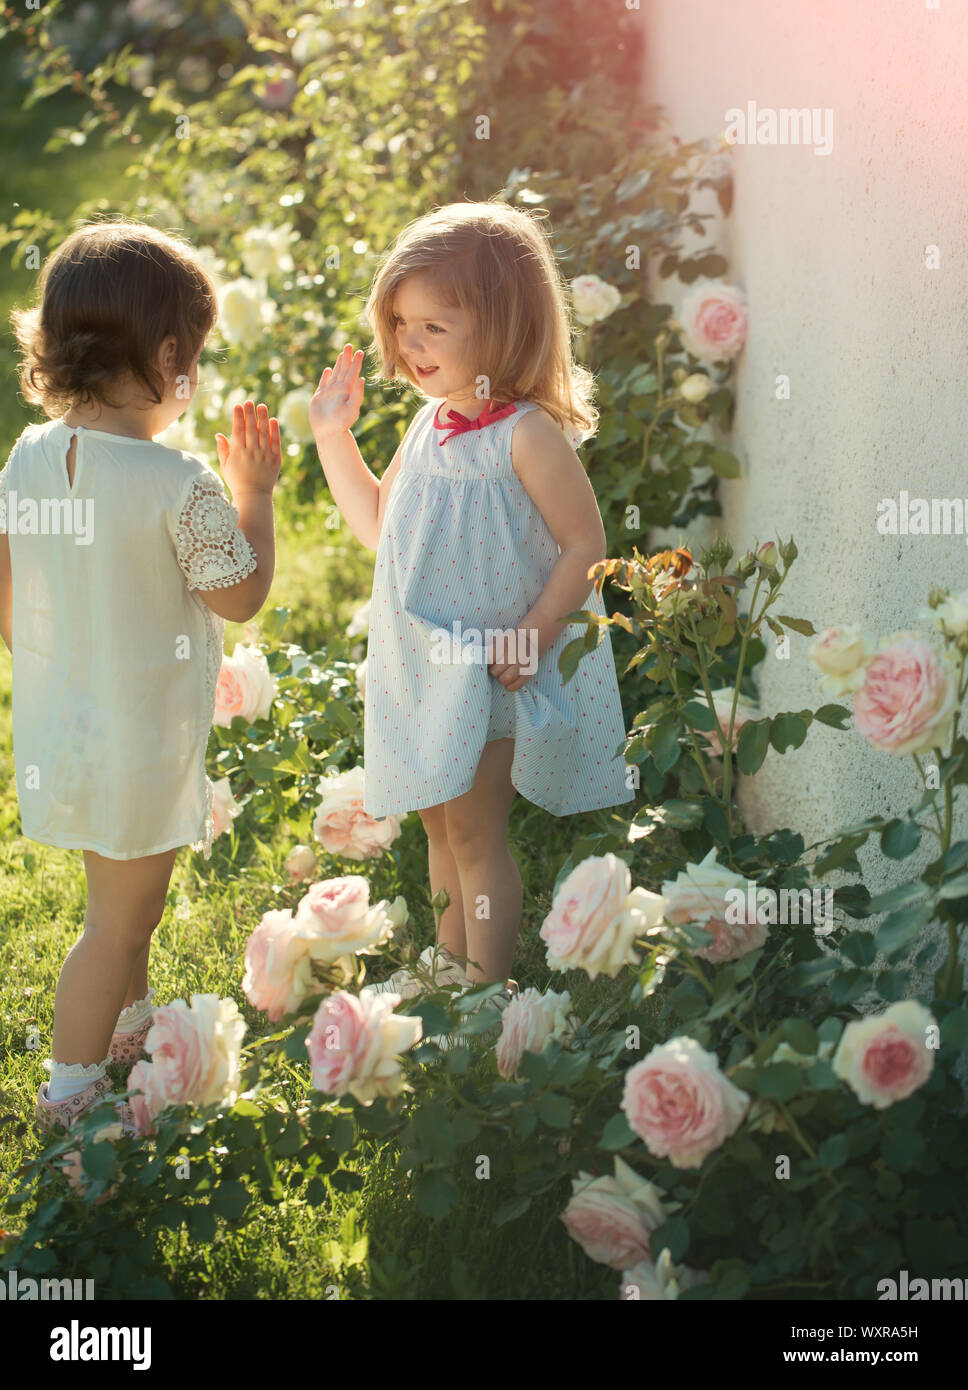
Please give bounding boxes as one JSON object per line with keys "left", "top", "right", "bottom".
{"left": 197, "top": 401, "right": 281, "bottom": 623}
{"left": 0, "top": 533, "right": 10, "bottom": 653}
{"left": 311, "top": 344, "right": 404, "bottom": 552}
{"left": 509, "top": 408, "right": 607, "bottom": 661}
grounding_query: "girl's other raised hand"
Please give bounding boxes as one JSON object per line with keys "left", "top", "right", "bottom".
{"left": 215, "top": 401, "right": 282, "bottom": 498}
{"left": 309, "top": 343, "right": 365, "bottom": 440}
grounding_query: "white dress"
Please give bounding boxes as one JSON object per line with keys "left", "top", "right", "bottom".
{"left": 0, "top": 417, "right": 257, "bottom": 861}
{"left": 362, "top": 398, "right": 635, "bottom": 818}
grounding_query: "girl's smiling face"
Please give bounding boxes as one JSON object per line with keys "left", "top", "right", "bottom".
{"left": 391, "top": 273, "right": 477, "bottom": 402}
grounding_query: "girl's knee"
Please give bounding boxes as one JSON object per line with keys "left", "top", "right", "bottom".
{"left": 418, "top": 803, "right": 449, "bottom": 841}
{"left": 443, "top": 806, "right": 507, "bottom": 858}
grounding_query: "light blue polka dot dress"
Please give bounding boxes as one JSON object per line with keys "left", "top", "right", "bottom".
{"left": 362, "top": 397, "right": 635, "bottom": 819}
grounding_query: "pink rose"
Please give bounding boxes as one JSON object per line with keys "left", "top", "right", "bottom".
{"left": 678, "top": 281, "right": 747, "bottom": 363}
{"left": 285, "top": 844, "right": 318, "bottom": 883}
{"left": 129, "top": 994, "right": 246, "bottom": 1131}
{"left": 213, "top": 644, "right": 277, "bottom": 728}
{"left": 698, "top": 688, "right": 759, "bottom": 757}
{"left": 621, "top": 1036, "right": 749, "bottom": 1170}
{"left": 539, "top": 854, "right": 666, "bottom": 980}
{"left": 127, "top": 1058, "right": 160, "bottom": 1137}
{"left": 313, "top": 766, "right": 402, "bottom": 861}
{"left": 293, "top": 875, "right": 400, "bottom": 964}
{"left": 242, "top": 909, "right": 318, "bottom": 1023}
{"left": 661, "top": 847, "right": 768, "bottom": 964}
{"left": 832, "top": 1001, "right": 936, "bottom": 1110}
{"left": 306, "top": 989, "right": 423, "bottom": 1105}
{"left": 210, "top": 777, "right": 241, "bottom": 838}
{"left": 561, "top": 1156, "right": 674, "bottom": 1269}
{"left": 494, "top": 987, "right": 575, "bottom": 1080}
{"left": 853, "top": 636, "right": 956, "bottom": 756}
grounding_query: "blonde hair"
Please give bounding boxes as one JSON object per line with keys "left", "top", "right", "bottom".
{"left": 364, "top": 199, "right": 597, "bottom": 440}
{"left": 11, "top": 218, "right": 218, "bottom": 419}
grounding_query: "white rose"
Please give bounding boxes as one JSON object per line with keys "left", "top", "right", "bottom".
{"left": 661, "top": 847, "right": 767, "bottom": 963}
{"left": 292, "top": 25, "right": 335, "bottom": 65}
{"left": 809, "top": 624, "right": 874, "bottom": 697}
{"left": 214, "top": 643, "right": 278, "bottom": 727}
{"left": 539, "top": 853, "right": 667, "bottom": 980}
{"left": 571, "top": 274, "right": 622, "bottom": 326}
{"left": 494, "top": 987, "right": 576, "bottom": 1079}
{"left": 679, "top": 373, "right": 711, "bottom": 403}
{"left": 313, "top": 765, "right": 402, "bottom": 861}
{"left": 620, "top": 1249, "right": 707, "bottom": 1300}
{"left": 217, "top": 277, "right": 277, "bottom": 345}
{"left": 276, "top": 386, "right": 314, "bottom": 443}
{"left": 239, "top": 225, "right": 297, "bottom": 282}
{"left": 284, "top": 844, "right": 318, "bottom": 883}
{"left": 346, "top": 599, "right": 371, "bottom": 639}
{"left": 923, "top": 592, "right": 968, "bottom": 638}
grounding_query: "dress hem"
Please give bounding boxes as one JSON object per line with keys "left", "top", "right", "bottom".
{"left": 20, "top": 827, "right": 206, "bottom": 862}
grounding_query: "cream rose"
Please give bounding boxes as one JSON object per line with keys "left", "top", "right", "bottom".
{"left": 853, "top": 636, "right": 957, "bottom": 756}
{"left": 242, "top": 908, "right": 319, "bottom": 1022}
{"left": 621, "top": 1036, "right": 749, "bottom": 1170}
{"left": 539, "top": 853, "right": 667, "bottom": 981}
{"left": 620, "top": 1249, "right": 707, "bottom": 1300}
{"left": 239, "top": 225, "right": 296, "bottom": 281}
{"left": 661, "top": 847, "right": 768, "bottom": 963}
{"left": 677, "top": 281, "right": 747, "bottom": 363}
{"left": 277, "top": 386, "right": 315, "bottom": 443}
{"left": 679, "top": 373, "right": 711, "bottom": 404}
{"left": 306, "top": 988, "right": 423, "bottom": 1104}
{"left": 292, "top": 875, "right": 402, "bottom": 965}
{"left": 571, "top": 274, "right": 622, "bottom": 326}
{"left": 217, "top": 277, "right": 277, "bottom": 344}
{"left": 925, "top": 590, "right": 968, "bottom": 638}
{"left": 494, "top": 987, "right": 576, "bottom": 1080}
{"left": 809, "top": 624, "right": 874, "bottom": 697}
{"left": 561, "top": 1156, "right": 675, "bottom": 1269}
{"left": 284, "top": 844, "right": 318, "bottom": 883}
{"left": 210, "top": 777, "right": 242, "bottom": 839}
{"left": 129, "top": 994, "right": 246, "bottom": 1133}
{"left": 832, "top": 1000, "right": 936, "bottom": 1110}
{"left": 313, "top": 765, "right": 403, "bottom": 860}
{"left": 213, "top": 643, "right": 278, "bottom": 728}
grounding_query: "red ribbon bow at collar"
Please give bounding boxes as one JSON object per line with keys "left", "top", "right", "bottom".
{"left": 433, "top": 397, "right": 518, "bottom": 444}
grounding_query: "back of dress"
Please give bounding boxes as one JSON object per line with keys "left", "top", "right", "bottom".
{"left": 0, "top": 418, "right": 256, "bottom": 860}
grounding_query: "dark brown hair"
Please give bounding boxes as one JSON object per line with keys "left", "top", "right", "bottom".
{"left": 365, "top": 198, "right": 597, "bottom": 439}
{"left": 11, "top": 218, "right": 219, "bottom": 418}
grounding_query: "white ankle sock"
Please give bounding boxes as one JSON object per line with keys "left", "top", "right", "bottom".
{"left": 114, "top": 988, "right": 154, "bottom": 1035}
{"left": 45, "top": 1057, "right": 109, "bottom": 1104}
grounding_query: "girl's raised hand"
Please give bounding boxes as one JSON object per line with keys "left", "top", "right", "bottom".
{"left": 309, "top": 343, "right": 365, "bottom": 439}
{"left": 215, "top": 402, "right": 282, "bottom": 498}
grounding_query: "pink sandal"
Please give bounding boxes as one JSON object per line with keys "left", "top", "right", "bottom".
{"left": 35, "top": 1074, "right": 114, "bottom": 1132}
{"left": 108, "top": 1018, "right": 153, "bottom": 1067}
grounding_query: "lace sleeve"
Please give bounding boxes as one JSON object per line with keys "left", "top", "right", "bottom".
{"left": 173, "top": 472, "right": 259, "bottom": 591}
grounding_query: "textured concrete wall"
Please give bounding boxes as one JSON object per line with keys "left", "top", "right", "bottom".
{"left": 641, "top": 0, "right": 968, "bottom": 994}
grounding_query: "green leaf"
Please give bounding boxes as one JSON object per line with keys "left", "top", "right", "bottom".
{"left": 535, "top": 1093, "right": 572, "bottom": 1129}
{"left": 328, "top": 1114, "right": 356, "bottom": 1154}
{"left": 866, "top": 880, "right": 928, "bottom": 913}
{"left": 755, "top": 1062, "right": 803, "bottom": 1101}
{"left": 601, "top": 1111, "right": 637, "bottom": 1150}
{"left": 493, "top": 1195, "right": 532, "bottom": 1226}
{"left": 938, "top": 871, "right": 968, "bottom": 899}
{"left": 680, "top": 700, "right": 717, "bottom": 732}
{"left": 736, "top": 720, "right": 771, "bottom": 774}
{"left": 775, "top": 615, "right": 816, "bottom": 637}
{"left": 414, "top": 1171, "right": 458, "bottom": 1219}
{"left": 812, "top": 703, "right": 851, "bottom": 728}
{"left": 769, "top": 713, "right": 808, "bottom": 754}
{"left": 651, "top": 714, "right": 682, "bottom": 774}
{"left": 211, "top": 1179, "right": 249, "bottom": 1221}
{"left": 817, "top": 1133, "right": 849, "bottom": 1169}
{"left": 780, "top": 1019, "right": 819, "bottom": 1055}
{"left": 650, "top": 1215, "right": 690, "bottom": 1262}
{"left": 705, "top": 448, "right": 741, "bottom": 479}
{"left": 80, "top": 1141, "right": 118, "bottom": 1182}
{"left": 876, "top": 901, "right": 936, "bottom": 959}
{"left": 940, "top": 1009, "right": 968, "bottom": 1048}
{"left": 880, "top": 820, "right": 921, "bottom": 860}
{"left": 328, "top": 1168, "right": 364, "bottom": 1193}
{"left": 513, "top": 1104, "right": 537, "bottom": 1139}
{"left": 881, "top": 1129, "right": 925, "bottom": 1172}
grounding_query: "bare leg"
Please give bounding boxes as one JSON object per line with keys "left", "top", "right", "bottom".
{"left": 122, "top": 942, "right": 152, "bottom": 1011}
{"left": 51, "top": 849, "right": 176, "bottom": 1068}
{"left": 418, "top": 803, "right": 466, "bottom": 960}
{"left": 443, "top": 739, "right": 521, "bottom": 984}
